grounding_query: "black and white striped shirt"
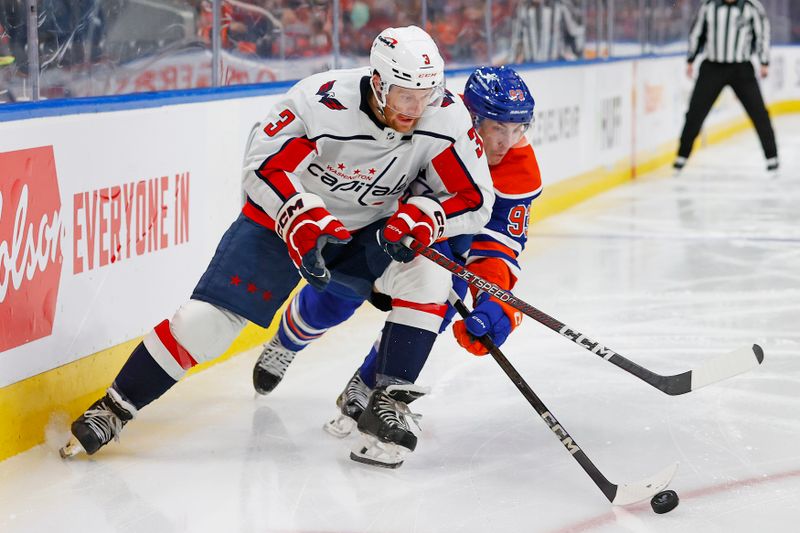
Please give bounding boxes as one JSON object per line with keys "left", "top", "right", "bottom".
{"left": 688, "top": 0, "right": 770, "bottom": 65}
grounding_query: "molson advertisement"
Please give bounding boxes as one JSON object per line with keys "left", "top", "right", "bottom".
{"left": 0, "top": 147, "right": 64, "bottom": 353}
{"left": 0, "top": 98, "right": 261, "bottom": 387}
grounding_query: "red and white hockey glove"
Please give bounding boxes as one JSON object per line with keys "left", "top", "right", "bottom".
{"left": 380, "top": 196, "right": 446, "bottom": 262}
{"left": 276, "top": 193, "right": 352, "bottom": 290}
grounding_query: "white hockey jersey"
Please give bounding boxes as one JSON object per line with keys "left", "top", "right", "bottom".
{"left": 241, "top": 68, "right": 494, "bottom": 238}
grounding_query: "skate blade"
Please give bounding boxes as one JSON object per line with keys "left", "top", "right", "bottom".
{"left": 323, "top": 414, "right": 357, "bottom": 438}
{"left": 349, "top": 435, "right": 407, "bottom": 469}
{"left": 350, "top": 451, "right": 403, "bottom": 469}
{"left": 59, "top": 437, "right": 85, "bottom": 459}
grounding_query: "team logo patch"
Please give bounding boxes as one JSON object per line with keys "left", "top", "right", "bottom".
{"left": 307, "top": 162, "right": 402, "bottom": 207}
{"left": 378, "top": 35, "right": 398, "bottom": 48}
{"left": 508, "top": 89, "right": 525, "bottom": 101}
{"left": 317, "top": 80, "right": 347, "bottom": 110}
{"left": 441, "top": 89, "right": 455, "bottom": 108}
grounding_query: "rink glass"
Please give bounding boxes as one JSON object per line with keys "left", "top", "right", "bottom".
{"left": 1, "top": 0, "right": 798, "bottom": 102}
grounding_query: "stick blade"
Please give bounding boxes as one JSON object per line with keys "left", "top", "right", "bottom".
{"left": 611, "top": 462, "right": 679, "bottom": 506}
{"left": 689, "top": 344, "right": 764, "bottom": 391}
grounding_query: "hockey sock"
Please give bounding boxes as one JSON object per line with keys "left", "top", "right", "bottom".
{"left": 278, "top": 285, "right": 363, "bottom": 351}
{"left": 375, "top": 322, "right": 438, "bottom": 386}
{"left": 357, "top": 339, "right": 380, "bottom": 389}
{"left": 112, "top": 341, "right": 178, "bottom": 410}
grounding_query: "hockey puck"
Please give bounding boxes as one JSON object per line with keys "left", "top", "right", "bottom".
{"left": 650, "top": 490, "right": 679, "bottom": 514}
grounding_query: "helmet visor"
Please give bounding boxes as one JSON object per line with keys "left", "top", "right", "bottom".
{"left": 384, "top": 83, "right": 445, "bottom": 118}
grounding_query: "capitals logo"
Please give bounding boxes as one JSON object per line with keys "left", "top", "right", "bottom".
{"left": 378, "top": 35, "right": 398, "bottom": 48}
{"left": 317, "top": 80, "right": 347, "bottom": 110}
{"left": 441, "top": 89, "right": 455, "bottom": 108}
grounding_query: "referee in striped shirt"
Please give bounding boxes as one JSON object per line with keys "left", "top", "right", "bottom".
{"left": 674, "top": 0, "right": 778, "bottom": 173}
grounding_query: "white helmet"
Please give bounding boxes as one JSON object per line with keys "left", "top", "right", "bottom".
{"left": 369, "top": 26, "right": 446, "bottom": 114}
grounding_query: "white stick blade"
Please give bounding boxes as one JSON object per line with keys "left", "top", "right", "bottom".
{"left": 612, "top": 462, "right": 679, "bottom": 506}
{"left": 690, "top": 344, "right": 764, "bottom": 391}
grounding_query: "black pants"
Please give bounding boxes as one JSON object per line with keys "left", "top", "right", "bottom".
{"left": 678, "top": 61, "right": 777, "bottom": 161}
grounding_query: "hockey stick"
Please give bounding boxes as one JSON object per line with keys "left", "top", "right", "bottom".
{"left": 449, "top": 293, "right": 678, "bottom": 505}
{"left": 404, "top": 236, "right": 764, "bottom": 396}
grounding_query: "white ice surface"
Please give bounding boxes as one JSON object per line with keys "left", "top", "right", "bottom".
{"left": 2, "top": 116, "right": 800, "bottom": 533}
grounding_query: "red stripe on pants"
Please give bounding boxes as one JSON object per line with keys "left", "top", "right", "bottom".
{"left": 391, "top": 298, "right": 449, "bottom": 318}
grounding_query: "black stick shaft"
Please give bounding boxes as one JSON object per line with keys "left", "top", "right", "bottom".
{"left": 406, "top": 237, "right": 690, "bottom": 395}
{"left": 451, "top": 297, "right": 618, "bottom": 502}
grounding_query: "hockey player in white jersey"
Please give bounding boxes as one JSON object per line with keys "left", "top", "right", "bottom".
{"left": 60, "top": 26, "right": 493, "bottom": 458}
{"left": 253, "top": 66, "right": 541, "bottom": 468}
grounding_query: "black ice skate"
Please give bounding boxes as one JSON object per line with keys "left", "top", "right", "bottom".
{"left": 323, "top": 371, "right": 371, "bottom": 438}
{"left": 252, "top": 336, "right": 297, "bottom": 395}
{"left": 60, "top": 388, "right": 137, "bottom": 458}
{"left": 350, "top": 383, "right": 428, "bottom": 469}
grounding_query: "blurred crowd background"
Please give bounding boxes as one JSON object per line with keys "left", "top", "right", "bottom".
{"left": 0, "top": 0, "right": 797, "bottom": 103}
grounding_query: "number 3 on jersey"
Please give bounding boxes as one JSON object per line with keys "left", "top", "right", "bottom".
{"left": 507, "top": 205, "right": 529, "bottom": 237}
{"left": 264, "top": 109, "right": 296, "bottom": 137}
{"left": 467, "top": 127, "right": 484, "bottom": 158}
